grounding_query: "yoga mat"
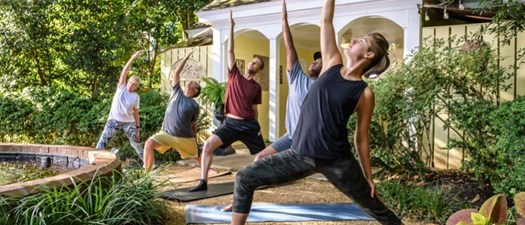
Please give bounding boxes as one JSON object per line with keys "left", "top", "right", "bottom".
{"left": 185, "top": 203, "right": 374, "bottom": 224}
{"left": 162, "top": 167, "right": 230, "bottom": 184}
{"left": 161, "top": 182, "right": 234, "bottom": 202}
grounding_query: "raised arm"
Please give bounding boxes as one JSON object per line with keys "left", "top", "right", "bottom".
{"left": 227, "top": 10, "right": 236, "bottom": 70}
{"left": 354, "top": 87, "right": 376, "bottom": 198}
{"left": 320, "top": 0, "right": 342, "bottom": 73}
{"left": 119, "top": 50, "right": 144, "bottom": 86}
{"left": 282, "top": 0, "right": 298, "bottom": 71}
{"left": 171, "top": 50, "right": 194, "bottom": 87}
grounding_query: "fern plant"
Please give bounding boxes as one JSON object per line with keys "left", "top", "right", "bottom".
{"left": 200, "top": 77, "right": 226, "bottom": 121}
{"left": 200, "top": 77, "right": 226, "bottom": 108}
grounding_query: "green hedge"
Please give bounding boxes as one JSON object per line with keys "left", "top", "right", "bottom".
{"left": 0, "top": 86, "right": 186, "bottom": 162}
{"left": 489, "top": 96, "right": 525, "bottom": 196}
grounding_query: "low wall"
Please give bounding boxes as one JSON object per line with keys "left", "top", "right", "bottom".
{"left": 0, "top": 143, "right": 121, "bottom": 197}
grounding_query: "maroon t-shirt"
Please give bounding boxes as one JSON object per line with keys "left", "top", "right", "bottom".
{"left": 223, "top": 64, "right": 262, "bottom": 120}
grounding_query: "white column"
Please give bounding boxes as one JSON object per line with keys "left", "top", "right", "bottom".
{"left": 404, "top": 6, "right": 421, "bottom": 58}
{"left": 268, "top": 37, "right": 280, "bottom": 141}
{"left": 211, "top": 27, "right": 225, "bottom": 82}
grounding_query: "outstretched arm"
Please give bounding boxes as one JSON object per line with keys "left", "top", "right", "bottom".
{"left": 119, "top": 50, "right": 144, "bottom": 86}
{"left": 320, "top": 0, "right": 342, "bottom": 73}
{"left": 227, "top": 10, "right": 236, "bottom": 70}
{"left": 354, "top": 87, "right": 376, "bottom": 198}
{"left": 282, "top": 0, "right": 298, "bottom": 71}
{"left": 171, "top": 50, "right": 194, "bottom": 87}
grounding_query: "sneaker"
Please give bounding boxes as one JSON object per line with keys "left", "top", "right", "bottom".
{"left": 187, "top": 179, "right": 207, "bottom": 192}
{"left": 110, "top": 148, "right": 119, "bottom": 154}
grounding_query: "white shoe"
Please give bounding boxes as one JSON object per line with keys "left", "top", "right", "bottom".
{"left": 110, "top": 148, "right": 119, "bottom": 154}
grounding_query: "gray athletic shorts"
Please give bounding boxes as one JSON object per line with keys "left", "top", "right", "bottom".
{"left": 270, "top": 134, "right": 292, "bottom": 152}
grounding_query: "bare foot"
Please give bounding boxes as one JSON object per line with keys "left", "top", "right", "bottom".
{"left": 221, "top": 204, "right": 233, "bottom": 212}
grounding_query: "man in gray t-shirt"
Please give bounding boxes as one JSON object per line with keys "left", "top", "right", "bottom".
{"left": 143, "top": 51, "right": 201, "bottom": 172}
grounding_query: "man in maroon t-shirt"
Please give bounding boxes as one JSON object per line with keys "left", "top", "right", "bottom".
{"left": 189, "top": 10, "right": 266, "bottom": 192}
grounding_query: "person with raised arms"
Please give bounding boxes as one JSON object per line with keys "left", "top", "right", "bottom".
{"left": 222, "top": 0, "right": 323, "bottom": 212}
{"left": 96, "top": 50, "right": 145, "bottom": 161}
{"left": 188, "top": 10, "right": 267, "bottom": 192}
{"left": 229, "top": 0, "right": 403, "bottom": 224}
{"left": 143, "top": 50, "right": 201, "bottom": 172}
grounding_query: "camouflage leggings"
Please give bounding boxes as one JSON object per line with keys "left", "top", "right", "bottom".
{"left": 96, "top": 119, "right": 143, "bottom": 160}
{"left": 233, "top": 150, "right": 402, "bottom": 225}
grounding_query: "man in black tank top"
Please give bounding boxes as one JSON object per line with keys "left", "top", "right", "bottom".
{"left": 229, "top": 0, "right": 403, "bottom": 225}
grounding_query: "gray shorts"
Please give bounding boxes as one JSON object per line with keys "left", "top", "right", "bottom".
{"left": 270, "top": 134, "right": 292, "bottom": 152}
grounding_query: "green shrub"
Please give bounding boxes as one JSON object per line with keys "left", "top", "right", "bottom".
{"left": 7, "top": 168, "right": 166, "bottom": 225}
{"left": 489, "top": 96, "right": 525, "bottom": 196}
{"left": 0, "top": 93, "right": 34, "bottom": 142}
{"left": 363, "top": 33, "right": 522, "bottom": 195}
{"left": 378, "top": 180, "right": 467, "bottom": 224}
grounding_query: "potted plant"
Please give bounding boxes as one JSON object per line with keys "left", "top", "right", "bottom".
{"left": 200, "top": 77, "right": 226, "bottom": 123}
{"left": 199, "top": 77, "right": 235, "bottom": 155}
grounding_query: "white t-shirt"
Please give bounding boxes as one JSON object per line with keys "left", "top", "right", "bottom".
{"left": 108, "top": 84, "right": 140, "bottom": 122}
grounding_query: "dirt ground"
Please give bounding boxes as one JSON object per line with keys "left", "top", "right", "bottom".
{"left": 156, "top": 165, "right": 437, "bottom": 225}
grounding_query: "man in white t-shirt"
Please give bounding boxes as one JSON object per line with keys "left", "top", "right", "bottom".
{"left": 96, "top": 50, "right": 144, "bottom": 160}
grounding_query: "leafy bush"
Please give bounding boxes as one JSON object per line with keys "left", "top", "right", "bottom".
{"left": 0, "top": 85, "right": 212, "bottom": 164}
{"left": 488, "top": 96, "right": 525, "bottom": 196}
{"left": 4, "top": 168, "right": 167, "bottom": 225}
{"left": 378, "top": 180, "right": 467, "bottom": 224}
{"left": 363, "top": 33, "right": 523, "bottom": 196}
{"left": 0, "top": 93, "right": 34, "bottom": 142}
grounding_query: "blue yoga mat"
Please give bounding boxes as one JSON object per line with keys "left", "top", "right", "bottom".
{"left": 185, "top": 203, "right": 374, "bottom": 224}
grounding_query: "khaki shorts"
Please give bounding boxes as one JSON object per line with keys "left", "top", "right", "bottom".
{"left": 151, "top": 131, "right": 198, "bottom": 159}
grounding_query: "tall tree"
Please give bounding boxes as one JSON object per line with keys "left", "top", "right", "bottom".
{"left": 125, "top": 0, "right": 212, "bottom": 89}
{"left": 0, "top": 1, "right": 58, "bottom": 87}
{"left": 58, "top": 0, "right": 139, "bottom": 99}
{"left": 1, "top": 0, "right": 212, "bottom": 96}
{"left": 175, "top": 0, "right": 213, "bottom": 41}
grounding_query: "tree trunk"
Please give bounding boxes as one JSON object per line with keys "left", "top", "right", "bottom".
{"left": 32, "top": 49, "right": 48, "bottom": 86}
{"left": 91, "top": 73, "right": 98, "bottom": 100}
{"left": 148, "top": 41, "right": 159, "bottom": 89}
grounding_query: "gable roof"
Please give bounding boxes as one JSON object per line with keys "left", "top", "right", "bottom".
{"left": 200, "top": 0, "right": 272, "bottom": 11}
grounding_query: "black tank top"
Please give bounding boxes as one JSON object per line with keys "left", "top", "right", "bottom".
{"left": 292, "top": 64, "right": 368, "bottom": 159}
